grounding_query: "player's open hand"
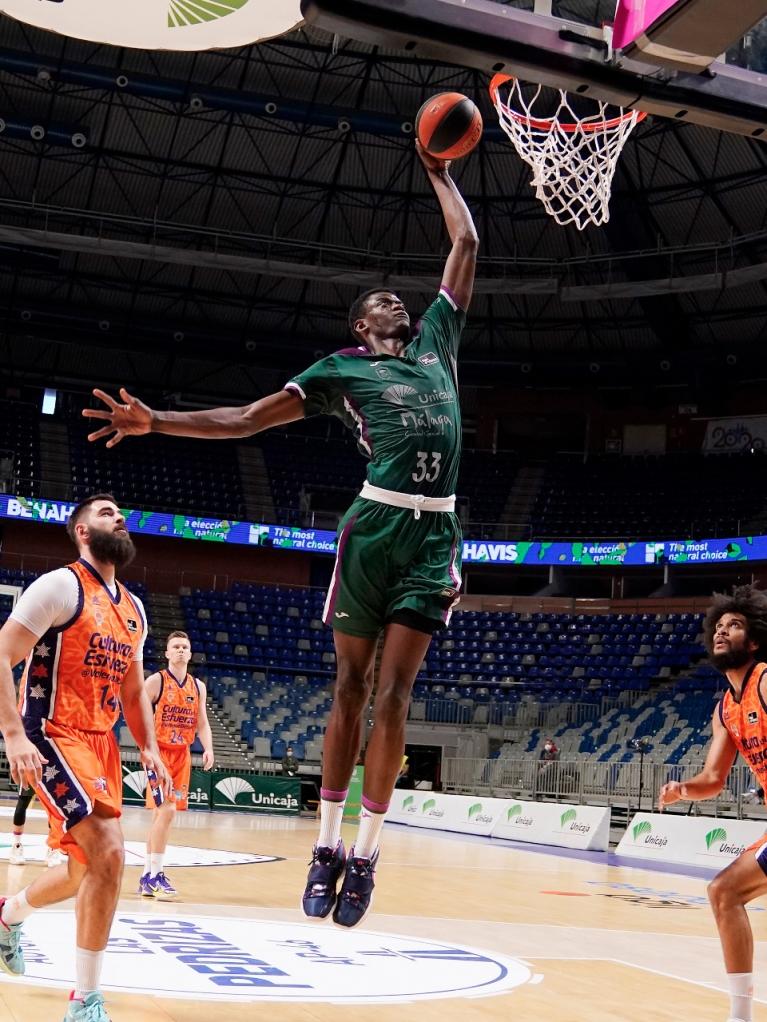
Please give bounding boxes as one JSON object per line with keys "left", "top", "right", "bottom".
{"left": 6, "top": 732, "right": 47, "bottom": 787}
{"left": 416, "top": 139, "right": 451, "bottom": 175}
{"left": 202, "top": 748, "right": 215, "bottom": 771}
{"left": 82, "top": 387, "right": 153, "bottom": 448}
{"left": 658, "top": 780, "right": 683, "bottom": 811}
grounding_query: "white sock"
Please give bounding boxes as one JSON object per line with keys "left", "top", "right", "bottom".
{"left": 143, "top": 847, "right": 151, "bottom": 875}
{"left": 2, "top": 889, "right": 33, "bottom": 926}
{"left": 317, "top": 799, "right": 346, "bottom": 849}
{"left": 727, "top": 972, "right": 753, "bottom": 1022}
{"left": 354, "top": 807, "right": 386, "bottom": 859}
{"left": 74, "top": 947, "right": 104, "bottom": 1001}
{"left": 150, "top": 853, "right": 165, "bottom": 876}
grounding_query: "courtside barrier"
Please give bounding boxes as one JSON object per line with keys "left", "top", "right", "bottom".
{"left": 388, "top": 791, "right": 610, "bottom": 850}
{"left": 617, "top": 812, "right": 767, "bottom": 869}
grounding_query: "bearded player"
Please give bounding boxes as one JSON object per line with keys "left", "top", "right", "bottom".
{"left": 83, "top": 142, "right": 477, "bottom": 929}
{"left": 658, "top": 584, "right": 767, "bottom": 1022}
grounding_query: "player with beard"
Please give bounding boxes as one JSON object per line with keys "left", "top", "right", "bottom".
{"left": 0, "top": 493, "right": 170, "bottom": 1022}
{"left": 658, "top": 584, "right": 767, "bottom": 1022}
{"left": 83, "top": 142, "right": 478, "bottom": 928}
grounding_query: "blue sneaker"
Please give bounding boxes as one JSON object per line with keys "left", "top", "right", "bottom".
{"left": 302, "top": 840, "right": 346, "bottom": 919}
{"left": 63, "top": 991, "right": 110, "bottom": 1021}
{"left": 333, "top": 847, "right": 379, "bottom": 928}
{"left": 151, "top": 872, "right": 178, "bottom": 901}
{"left": 0, "top": 899, "right": 24, "bottom": 975}
{"left": 137, "top": 873, "right": 155, "bottom": 897}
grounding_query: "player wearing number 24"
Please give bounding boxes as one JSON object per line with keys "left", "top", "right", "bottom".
{"left": 84, "top": 140, "right": 478, "bottom": 928}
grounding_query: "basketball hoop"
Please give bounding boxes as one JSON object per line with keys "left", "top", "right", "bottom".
{"left": 489, "top": 73, "right": 646, "bottom": 231}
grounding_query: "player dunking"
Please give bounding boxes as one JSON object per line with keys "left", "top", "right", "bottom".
{"left": 0, "top": 494, "right": 170, "bottom": 1021}
{"left": 84, "top": 141, "right": 478, "bottom": 927}
{"left": 658, "top": 584, "right": 767, "bottom": 1022}
{"left": 138, "top": 630, "right": 214, "bottom": 900}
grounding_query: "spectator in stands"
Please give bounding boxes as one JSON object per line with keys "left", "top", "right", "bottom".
{"left": 658, "top": 584, "right": 767, "bottom": 1022}
{"left": 540, "top": 737, "right": 559, "bottom": 762}
{"left": 139, "top": 631, "right": 214, "bottom": 902}
{"left": 84, "top": 140, "right": 478, "bottom": 930}
{"left": 282, "top": 745, "right": 299, "bottom": 777}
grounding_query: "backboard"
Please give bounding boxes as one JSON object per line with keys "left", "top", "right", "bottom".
{"left": 300, "top": 0, "right": 767, "bottom": 137}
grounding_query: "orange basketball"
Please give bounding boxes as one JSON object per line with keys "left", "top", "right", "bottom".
{"left": 416, "top": 92, "right": 483, "bottom": 160}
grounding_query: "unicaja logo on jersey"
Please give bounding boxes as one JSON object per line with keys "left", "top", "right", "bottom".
{"left": 168, "top": 0, "right": 248, "bottom": 27}
{"left": 382, "top": 384, "right": 418, "bottom": 405}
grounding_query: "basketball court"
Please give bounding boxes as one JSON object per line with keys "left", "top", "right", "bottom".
{"left": 0, "top": 806, "right": 764, "bottom": 1020}
{"left": 1, "top": 1, "right": 767, "bottom": 1020}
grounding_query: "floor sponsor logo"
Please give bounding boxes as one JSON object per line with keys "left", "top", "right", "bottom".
{"left": 14, "top": 913, "right": 533, "bottom": 1003}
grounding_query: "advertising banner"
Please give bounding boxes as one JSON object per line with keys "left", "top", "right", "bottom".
{"left": 0, "top": 0, "right": 302, "bottom": 51}
{"left": 490, "top": 799, "right": 610, "bottom": 851}
{"left": 121, "top": 763, "right": 147, "bottom": 807}
{"left": 4, "top": 492, "right": 766, "bottom": 566}
{"left": 617, "top": 812, "right": 767, "bottom": 870}
{"left": 187, "top": 768, "right": 213, "bottom": 811}
{"left": 387, "top": 792, "right": 609, "bottom": 849}
{"left": 702, "top": 415, "right": 767, "bottom": 455}
{"left": 211, "top": 772, "right": 300, "bottom": 814}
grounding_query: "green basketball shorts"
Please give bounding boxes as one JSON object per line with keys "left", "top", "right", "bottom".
{"left": 322, "top": 496, "right": 463, "bottom": 639}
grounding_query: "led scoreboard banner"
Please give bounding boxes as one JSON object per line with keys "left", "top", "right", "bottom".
{"left": 0, "top": 494, "right": 762, "bottom": 566}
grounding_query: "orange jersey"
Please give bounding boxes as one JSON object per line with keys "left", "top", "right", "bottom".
{"left": 719, "top": 661, "right": 767, "bottom": 785}
{"left": 19, "top": 559, "right": 144, "bottom": 734}
{"left": 152, "top": 669, "right": 200, "bottom": 747}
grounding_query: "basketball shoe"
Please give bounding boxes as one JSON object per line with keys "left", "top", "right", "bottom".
{"left": 151, "top": 873, "right": 178, "bottom": 901}
{"left": 137, "top": 873, "right": 155, "bottom": 897}
{"left": 0, "top": 899, "right": 25, "bottom": 975}
{"left": 46, "top": 847, "right": 67, "bottom": 868}
{"left": 63, "top": 991, "right": 111, "bottom": 1021}
{"left": 302, "top": 840, "right": 346, "bottom": 918}
{"left": 9, "top": 841, "right": 24, "bottom": 866}
{"left": 332, "top": 846, "right": 379, "bottom": 928}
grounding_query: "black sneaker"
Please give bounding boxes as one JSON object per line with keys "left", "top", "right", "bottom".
{"left": 301, "top": 840, "right": 346, "bottom": 919}
{"left": 332, "top": 846, "right": 379, "bottom": 928}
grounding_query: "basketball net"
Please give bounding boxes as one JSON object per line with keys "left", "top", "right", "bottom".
{"left": 489, "top": 74, "right": 646, "bottom": 231}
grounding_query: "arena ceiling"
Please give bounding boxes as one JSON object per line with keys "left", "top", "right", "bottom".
{"left": 0, "top": 0, "right": 766, "bottom": 402}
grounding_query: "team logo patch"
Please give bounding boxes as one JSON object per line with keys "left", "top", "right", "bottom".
{"left": 186, "top": 695, "right": 195, "bottom": 703}
{"left": 418, "top": 352, "right": 439, "bottom": 366}
{"left": 375, "top": 366, "right": 392, "bottom": 380}
{"left": 748, "top": 711, "right": 759, "bottom": 725}
{"left": 126, "top": 618, "right": 138, "bottom": 632}
{"left": 16, "top": 912, "right": 533, "bottom": 1003}
{"left": 93, "top": 776, "right": 108, "bottom": 793}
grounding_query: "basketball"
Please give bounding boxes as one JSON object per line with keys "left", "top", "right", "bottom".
{"left": 415, "top": 92, "right": 483, "bottom": 160}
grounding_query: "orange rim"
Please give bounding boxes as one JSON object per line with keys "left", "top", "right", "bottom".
{"left": 489, "top": 72, "right": 647, "bottom": 134}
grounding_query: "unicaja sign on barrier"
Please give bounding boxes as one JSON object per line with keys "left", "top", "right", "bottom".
{"left": 0, "top": 0, "right": 302, "bottom": 51}
{"left": 387, "top": 792, "right": 610, "bottom": 850}
{"left": 617, "top": 812, "right": 767, "bottom": 869}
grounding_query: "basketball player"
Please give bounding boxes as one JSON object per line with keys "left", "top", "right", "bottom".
{"left": 9, "top": 784, "right": 66, "bottom": 867}
{"left": 138, "top": 629, "right": 214, "bottom": 900}
{"left": 0, "top": 494, "right": 170, "bottom": 1021}
{"left": 84, "top": 140, "right": 477, "bottom": 928}
{"left": 658, "top": 584, "right": 767, "bottom": 1022}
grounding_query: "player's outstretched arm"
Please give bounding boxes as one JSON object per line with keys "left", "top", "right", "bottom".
{"left": 83, "top": 386, "right": 305, "bottom": 448}
{"left": 658, "top": 708, "right": 736, "bottom": 809}
{"left": 122, "top": 660, "right": 172, "bottom": 796}
{"left": 416, "top": 141, "right": 478, "bottom": 312}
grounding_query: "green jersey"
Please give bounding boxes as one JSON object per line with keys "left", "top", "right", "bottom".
{"left": 285, "top": 289, "right": 464, "bottom": 499}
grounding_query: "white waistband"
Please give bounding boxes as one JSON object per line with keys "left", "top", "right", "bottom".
{"left": 360, "top": 481, "right": 456, "bottom": 519}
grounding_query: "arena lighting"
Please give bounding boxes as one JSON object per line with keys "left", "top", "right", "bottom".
{"left": 41, "top": 388, "right": 57, "bottom": 416}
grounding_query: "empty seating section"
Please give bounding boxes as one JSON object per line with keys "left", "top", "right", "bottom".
{"left": 533, "top": 453, "right": 767, "bottom": 539}
{"left": 0, "top": 401, "right": 39, "bottom": 495}
{"left": 457, "top": 449, "right": 517, "bottom": 533}
{"left": 69, "top": 419, "right": 246, "bottom": 518}
{"left": 260, "top": 434, "right": 365, "bottom": 523}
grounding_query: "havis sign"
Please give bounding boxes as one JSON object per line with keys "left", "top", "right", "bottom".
{"left": 0, "top": 0, "right": 302, "bottom": 50}
{"left": 617, "top": 812, "right": 767, "bottom": 869}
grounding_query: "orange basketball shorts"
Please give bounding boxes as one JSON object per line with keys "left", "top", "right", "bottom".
{"left": 146, "top": 744, "right": 191, "bottom": 811}
{"left": 31, "top": 719, "right": 122, "bottom": 865}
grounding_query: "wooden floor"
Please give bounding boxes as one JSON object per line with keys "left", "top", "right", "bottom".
{"left": 0, "top": 806, "right": 765, "bottom": 1021}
